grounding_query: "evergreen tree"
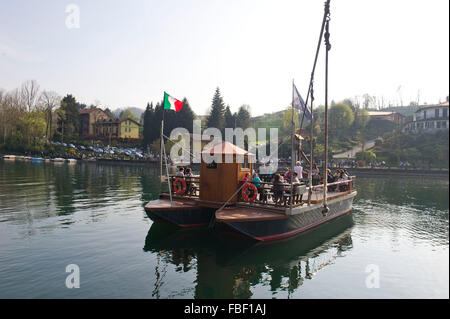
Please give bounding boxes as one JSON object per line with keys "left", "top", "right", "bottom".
{"left": 236, "top": 104, "right": 251, "bottom": 130}
{"left": 177, "top": 98, "right": 196, "bottom": 133}
{"left": 143, "top": 102, "right": 154, "bottom": 147}
{"left": 58, "top": 94, "right": 80, "bottom": 141}
{"left": 104, "top": 107, "right": 114, "bottom": 119}
{"left": 206, "top": 87, "right": 225, "bottom": 132}
{"left": 224, "top": 105, "right": 235, "bottom": 129}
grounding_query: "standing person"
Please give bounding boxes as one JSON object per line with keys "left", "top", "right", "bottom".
{"left": 294, "top": 161, "right": 303, "bottom": 181}
{"left": 312, "top": 163, "right": 320, "bottom": 186}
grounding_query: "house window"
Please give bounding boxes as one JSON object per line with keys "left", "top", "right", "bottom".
{"left": 423, "top": 111, "right": 426, "bottom": 120}
{"left": 435, "top": 109, "right": 439, "bottom": 118}
{"left": 444, "top": 108, "right": 448, "bottom": 118}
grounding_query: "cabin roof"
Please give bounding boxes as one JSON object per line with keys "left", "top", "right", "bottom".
{"left": 201, "top": 141, "right": 255, "bottom": 156}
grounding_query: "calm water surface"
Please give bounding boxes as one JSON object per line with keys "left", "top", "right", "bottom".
{"left": 0, "top": 160, "right": 448, "bottom": 298}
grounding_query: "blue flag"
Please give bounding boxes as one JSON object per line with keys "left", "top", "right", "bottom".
{"left": 293, "top": 83, "right": 312, "bottom": 121}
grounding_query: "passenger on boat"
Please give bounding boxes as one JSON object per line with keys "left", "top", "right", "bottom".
{"left": 184, "top": 168, "right": 196, "bottom": 195}
{"left": 294, "top": 161, "right": 303, "bottom": 180}
{"left": 291, "top": 172, "right": 301, "bottom": 185}
{"left": 251, "top": 173, "right": 264, "bottom": 201}
{"left": 272, "top": 174, "right": 286, "bottom": 206}
{"left": 284, "top": 168, "right": 291, "bottom": 181}
{"left": 337, "top": 170, "right": 350, "bottom": 191}
{"left": 242, "top": 172, "right": 250, "bottom": 182}
{"left": 327, "top": 169, "right": 337, "bottom": 192}
{"left": 312, "top": 164, "right": 320, "bottom": 186}
{"left": 175, "top": 167, "right": 185, "bottom": 177}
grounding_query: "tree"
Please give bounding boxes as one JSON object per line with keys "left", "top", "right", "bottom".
{"left": 236, "top": 104, "right": 251, "bottom": 130}
{"left": 224, "top": 105, "right": 235, "bottom": 129}
{"left": 354, "top": 108, "right": 370, "bottom": 129}
{"left": 19, "top": 111, "right": 46, "bottom": 146}
{"left": 58, "top": 94, "right": 80, "bottom": 141}
{"left": 0, "top": 89, "right": 26, "bottom": 142}
{"left": 329, "top": 103, "right": 354, "bottom": 130}
{"left": 206, "top": 87, "right": 225, "bottom": 131}
{"left": 104, "top": 107, "right": 114, "bottom": 118}
{"left": 21, "top": 80, "right": 40, "bottom": 112}
{"left": 120, "top": 109, "right": 140, "bottom": 122}
{"left": 282, "top": 108, "right": 299, "bottom": 137}
{"left": 177, "top": 98, "right": 196, "bottom": 133}
{"left": 39, "top": 91, "right": 61, "bottom": 140}
{"left": 143, "top": 102, "right": 155, "bottom": 147}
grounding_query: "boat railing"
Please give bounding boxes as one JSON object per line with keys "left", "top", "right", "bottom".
{"left": 166, "top": 175, "right": 201, "bottom": 197}
{"left": 311, "top": 177, "right": 354, "bottom": 193}
{"left": 236, "top": 180, "right": 308, "bottom": 208}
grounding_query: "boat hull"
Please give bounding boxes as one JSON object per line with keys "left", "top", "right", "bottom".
{"left": 144, "top": 198, "right": 215, "bottom": 228}
{"left": 214, "top": 191, "right": 357, "bottom": 242}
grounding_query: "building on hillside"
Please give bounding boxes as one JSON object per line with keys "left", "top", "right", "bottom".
{"left": 367, "top": 111, "right": 405, "bottom": 125}
{"left": 79, "top": 108, "right": 111, "bottom": 138}
{"left": 403, "top": 101, "right": 449, "bottom": 133}
{"left": 95, "top": 118, "right": 142, "bottom": 140}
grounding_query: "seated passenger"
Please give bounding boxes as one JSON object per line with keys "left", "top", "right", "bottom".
{"left": 184, "top": 168, "right": 196, "bottom": 195}
{"left": 272, "top": 174, "right": 285, "bottom": 206}
{"left": 251, "top": 173, "right": 263, "bottom": 201}
{"left": 175, "top": 167, "right": 185, "bottom": 177}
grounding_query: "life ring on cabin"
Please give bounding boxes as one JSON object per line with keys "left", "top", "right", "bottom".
{"left": 173, "top": 178, "right": 187, "bottom": 195}
{"left": 242, "top": 183, "right": 258, "bottom": 202}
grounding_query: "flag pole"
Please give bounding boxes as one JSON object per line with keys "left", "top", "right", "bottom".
{"left": 290, "top": 79, "right": 295, "bottom": 214}
{"left": 161, "top": 92, "right": 173, "bottom": 205}
{"left": 160, "top": 93, "right": 165, "bottom": 185}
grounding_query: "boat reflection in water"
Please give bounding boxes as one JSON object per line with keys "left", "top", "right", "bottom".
{"left": 143, "top": 214, "right": 354, "bottom": 298}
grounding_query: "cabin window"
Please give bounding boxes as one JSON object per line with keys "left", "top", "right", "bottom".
{"left": 206, "top": 161, "right": 217, "bottom": 169}
{"left": 240, "top": 157, "right": 250, "bottom": 170}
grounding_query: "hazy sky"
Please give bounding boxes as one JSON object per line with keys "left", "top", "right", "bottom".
{"left": 0, "top": 0, "right": 448, "bottom": 116}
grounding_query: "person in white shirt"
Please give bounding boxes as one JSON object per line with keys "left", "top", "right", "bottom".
{"left": 294, "top": 161, "right": 303, "bottom": 180}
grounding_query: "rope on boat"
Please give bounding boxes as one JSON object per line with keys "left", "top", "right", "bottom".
{"left": 208, "top": 181, "right": 249, "bottom": 229}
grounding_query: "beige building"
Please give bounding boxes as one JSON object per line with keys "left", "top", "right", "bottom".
{"left": 79, "top": 108, "right": 111, "bottom": 137}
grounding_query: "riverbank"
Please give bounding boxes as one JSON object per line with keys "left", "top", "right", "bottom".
{"left": 345, "top": 167, "right": 449, "bottom": 178}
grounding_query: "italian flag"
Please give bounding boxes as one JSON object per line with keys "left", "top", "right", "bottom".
{"left": 164, "top": 92, "right": 183, "bottom": 112}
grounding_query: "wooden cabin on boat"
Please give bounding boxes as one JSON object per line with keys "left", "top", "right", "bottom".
{"left": 199, "top": 141, "right": 255, "bottom": 203}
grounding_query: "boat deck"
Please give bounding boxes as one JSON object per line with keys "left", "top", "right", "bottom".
{"left": 144, "top": 198, "right": 199, "bottom": 211}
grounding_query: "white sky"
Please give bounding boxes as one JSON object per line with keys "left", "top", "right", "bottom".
{"left": 0, "top": 0, "right": 448, "bottom": 116}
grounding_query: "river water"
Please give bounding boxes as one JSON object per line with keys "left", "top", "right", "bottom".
{"left": 0, "top": 160, "right": 448, "bottom": 299}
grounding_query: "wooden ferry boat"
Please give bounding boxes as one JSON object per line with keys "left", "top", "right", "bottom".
{"left": 2, "top": 155, "right": 16, "bottom": 161}
{"left": 145, "top": 0, "right": 356, "bottom": 242}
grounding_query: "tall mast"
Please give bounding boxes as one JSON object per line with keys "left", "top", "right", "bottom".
{"left": 323, "top": 2, "right": 331, "bottom": 214}
{"left": 290, "top": 80, "right": 295, "bottom": 213}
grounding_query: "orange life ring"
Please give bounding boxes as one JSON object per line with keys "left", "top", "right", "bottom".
{"left": 242, "top": 183, "right": 258, "bottom": 202}
{"left": 173, "top": 178, "right": 187, "bottom": 195}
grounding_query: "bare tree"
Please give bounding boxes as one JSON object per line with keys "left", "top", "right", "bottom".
{"left": 0, "top": 89, "right": 26, "bottom": 141}
{"left": 39, "top": 91, "right": 61, "bottom": 140}
{"left": 21, "top": 80, "right": 40, "bottom": 112}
